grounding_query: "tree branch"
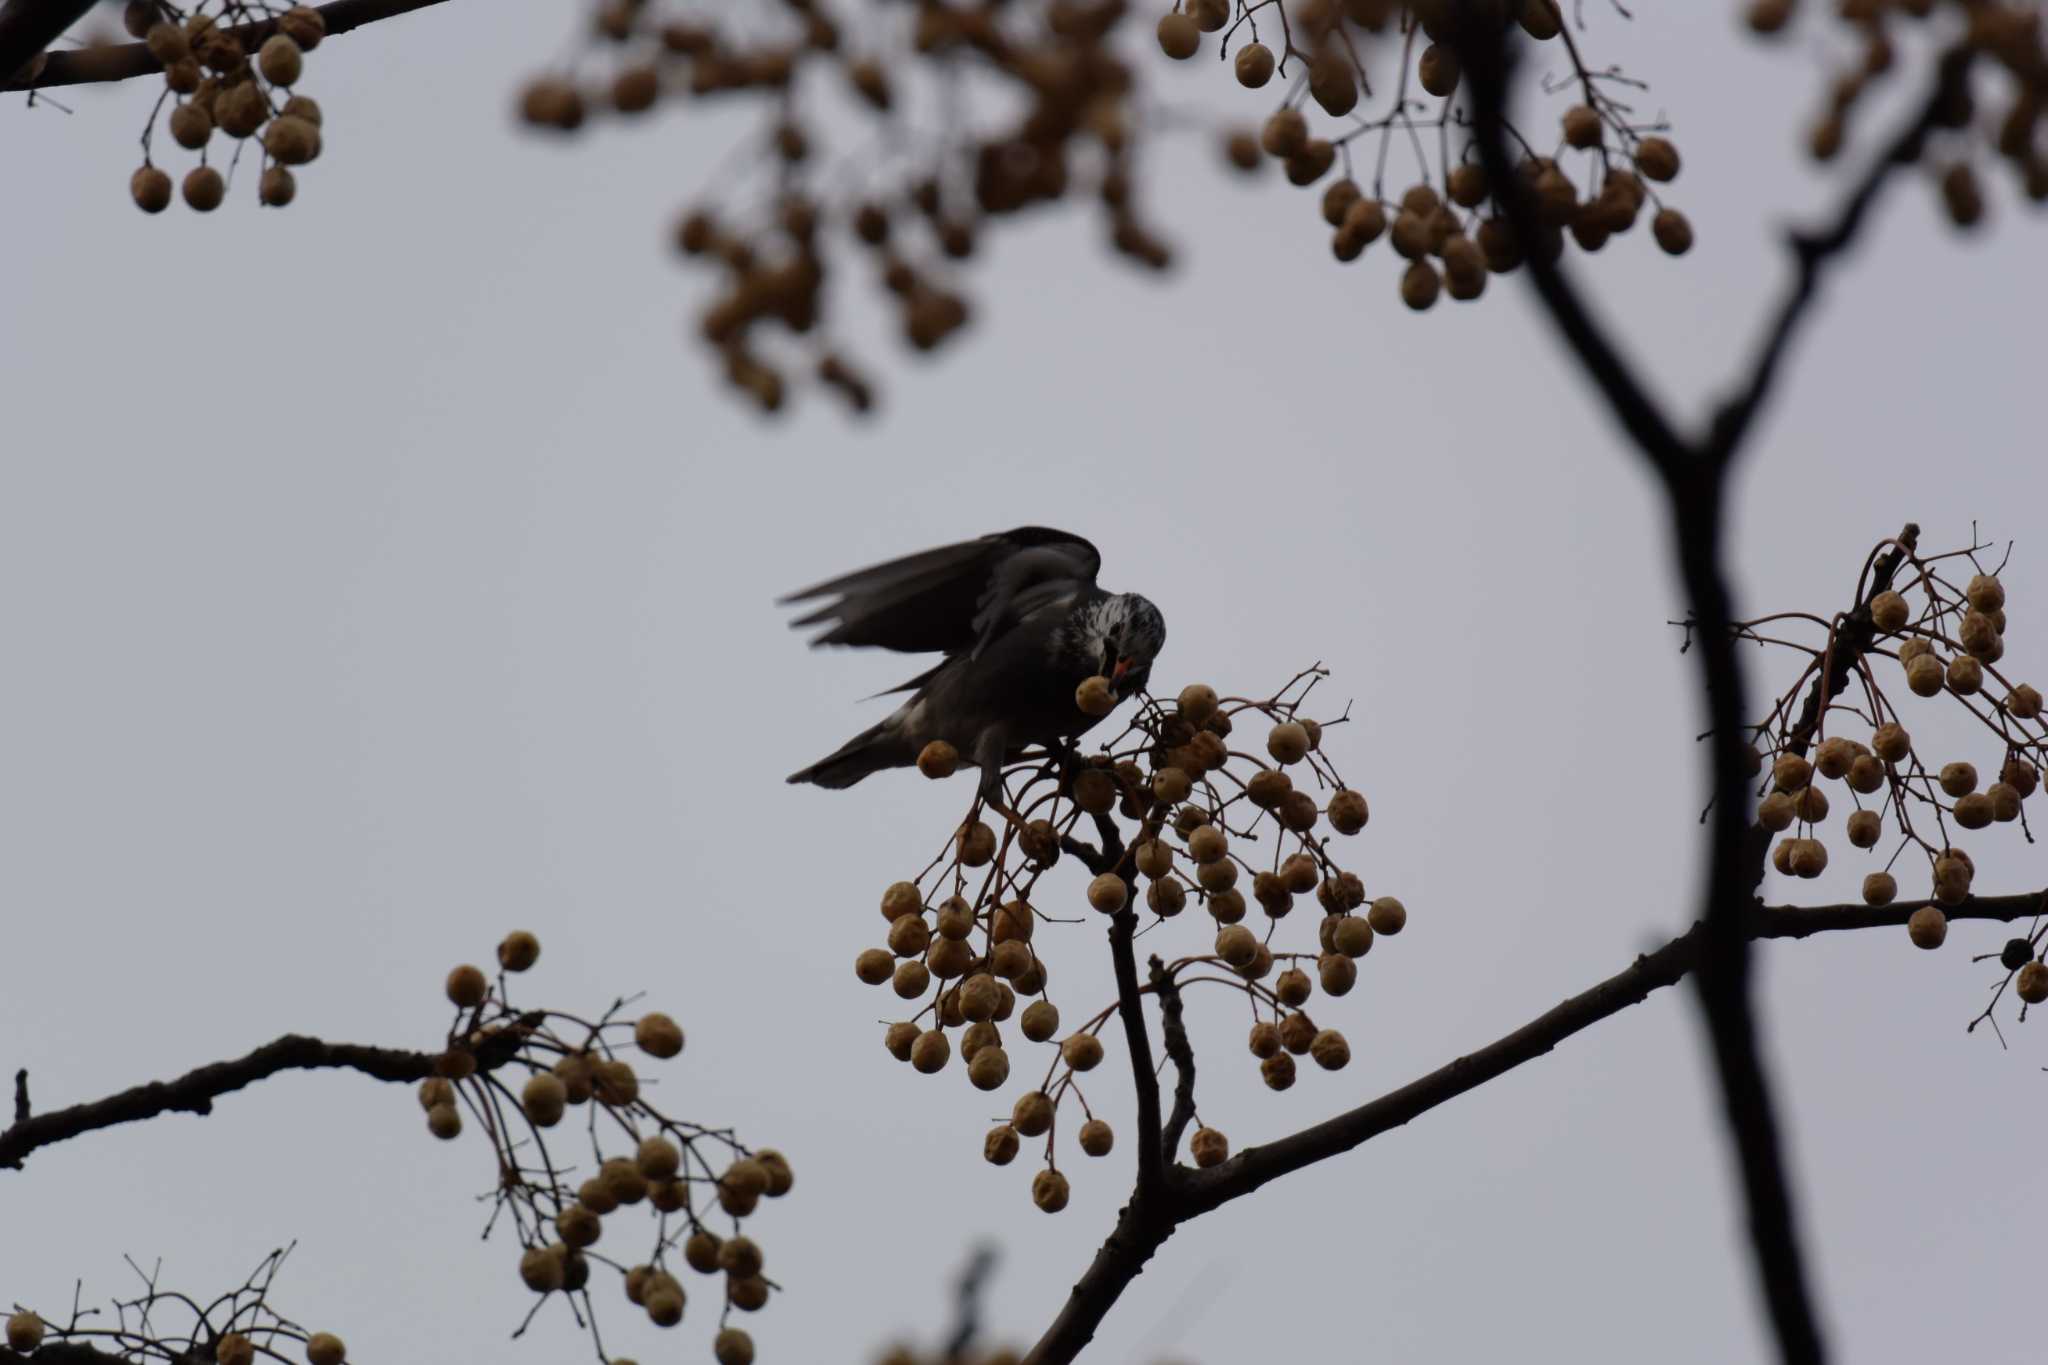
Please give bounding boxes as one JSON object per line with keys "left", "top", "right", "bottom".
{"left": 1107, "top": 909, "right": 1165, "bottom": 1201}
{"left": 1703, "top": 49, "right": 1975, "bottom": 465}
{"left": 0, "top": 0, "right": 93, "bottom": 85}
{"left": 1150, "top": 955, "right": 1197, "bottom": 1166}
{"left": 0, "top": 1030, "right": 512, "bottom": 1170}
{"left": 3, "top": 0, "right": 454, "bottom": 92}
{"left": 1024, "top": 887, "right": 2043, "bottom": 1364}
{"left": 1452, "top": 18, "right": 1844, "bottom": 1361}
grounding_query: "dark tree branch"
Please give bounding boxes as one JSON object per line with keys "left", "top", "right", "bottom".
{"left": 2, "top": 0, "right": 453, "bottom": 92}
{"left": 1149, "top": 955, "right": 1197, "bottom": 1165}
{"left": 1107, "top": 909, "right": 1165, "bottom": 1202}
{"left": 940, "top": 1244, "right": 1000, "bottom": 1362}
{"left": 1450, "top": 15, "right": 1860, "bottom": 1360}
{"left": 1773, "top": 524, "right": 1919, "bottom": 773}
{"left": 0, "top": 1030, "right": 520, "bottom": 1170}
{"left": 1023, "top": 888, "right": 2043, "bottom": 1365}
{"left": 1704, "top": 49, "right": 1975, "bottom": 465}
{"left": 1, "top": 1342, "right": 133, "bottom": 1364}
{"left": 0, "top": 0, "right": 93, "bottom": 85}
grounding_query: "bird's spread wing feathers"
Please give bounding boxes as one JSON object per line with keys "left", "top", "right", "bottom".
{"left": 780, "top": 527, "right": 1100, "bottom": 654}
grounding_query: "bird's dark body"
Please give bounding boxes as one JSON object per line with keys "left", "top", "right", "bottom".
{"left": 780, "top": 529, "right": 1165, "bottom": 797}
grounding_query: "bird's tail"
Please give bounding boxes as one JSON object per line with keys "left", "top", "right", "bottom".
{"left": 787, "top": 719, "right": 915, "bottom": 789}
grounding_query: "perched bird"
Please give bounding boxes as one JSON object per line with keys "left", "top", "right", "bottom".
{"left": 781, "top": 527, "right": 1167, "bottom": 801}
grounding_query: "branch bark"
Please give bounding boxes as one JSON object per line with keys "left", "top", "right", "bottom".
{"left": 2, "top": 0, "right": 453, "bottom": 92}
{"left": 0, "top": 1030, "right": 514, "bottom": 1170}
{"left": 1021, "top": 888, "right": 2041, "bottom": 1365}
{"left": 0, "top": 0, "right": 93, "bottom": 85}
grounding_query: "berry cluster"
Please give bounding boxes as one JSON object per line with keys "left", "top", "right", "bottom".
{"left": 517, "top": 1, "right": 1677, "bottom": 412}
{"left": 7, "top": 1248, "right": 348, "bottom": 1365}
{"left": 120, "top": 3, "right": 329, "bottom": 213}
{"left": 423, "top": 931, "right": 786, "bottom": 1365}
{"left": 1159, "top": 0, "right": 1695, "bottom": 308}
{"left": 1740, "top": 528, "right": 2048, "bottom": 1033}
{"left": 857, "top": 667, "right": 1406, "bottom": 1211}
{"left": 1745, "top": 0, "right": 2048, "bottom": 221}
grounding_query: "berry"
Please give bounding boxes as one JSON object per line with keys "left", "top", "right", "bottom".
{"left": 1156, "top": 12, "right": 1199, "bottom": 59}
{"left": 1189, "top": 1126, "right": 1228, "bottom": 1167}
{"left": 1906, "top": 905, "right": 1947, "bottom": 949}
{"left": 1062, "top": 1032, "right": 1105, "bottom": 1071}
{"left": 1235, "top": 42, "right": 1275, "bottom": 88}
{"left": 635, "top": 1012, "right": 684, "bottom": 1058}
{"left": 181, "top": 165, "right": 225, "bottom": 212}
{"left": 1032, "top": 1168, "right": 1071, "bottom": 1212}
{"left": 498, "top": 930, "right": 540, "bottom": 972}
{"left": 258, "top": 33, "right": 303, "bottom": 85}
{"left": 6, "top": 1314, "right": 44, "bottom": 1354}
{"left": 131, "top": 164, "right": 173, "bottom": 213}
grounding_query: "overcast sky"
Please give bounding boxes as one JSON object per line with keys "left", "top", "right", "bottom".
{"left": 5, "top": 5, "right": 2045, "bottom": 1364}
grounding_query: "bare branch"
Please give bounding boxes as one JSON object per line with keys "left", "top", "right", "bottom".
{"left": 1150, "top": 956, "right": 1197, "bottom": 1166}
{"left": 1704, "top": 49, "right": 1976, "bottom": 465}
{"left": 0, "top": 1032, "right": 499, "bottom": 1170}
{"left": 1107, "top": 909, "right": 1165, "bottom": 1202}
{"left": 0, "top": 0, "right": 92, "bottom": 86}
{"left": 3, "top": 0, "right": 454, "bottom": 92}
{"left": 1452, "top": 18, "right": 1828, "bottom": 1362}
{"left": 1024, "top": 887, "right": 2043, "bottom": 1364}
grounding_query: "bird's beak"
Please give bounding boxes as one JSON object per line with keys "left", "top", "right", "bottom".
{"left": 1111, "top": 657, "right": 1135, "bottom": 689}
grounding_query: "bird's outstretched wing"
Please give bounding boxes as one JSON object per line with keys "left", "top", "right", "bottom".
{"left": 781, "top": 527, "right": 1101, "bottom": 655}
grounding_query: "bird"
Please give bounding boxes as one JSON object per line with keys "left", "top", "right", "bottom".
{"left": 780, "top": 527, "right": 1167, "bottom": 804}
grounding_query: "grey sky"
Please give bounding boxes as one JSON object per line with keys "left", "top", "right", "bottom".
{"left": 4, "top": 5, "right": 2043, "bottom": 1364}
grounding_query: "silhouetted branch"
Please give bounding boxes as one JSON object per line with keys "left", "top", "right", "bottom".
{"left": 3, "top": 0, "right": 453, "bottom": 92}
{"left": 1704, "top": 49, "right": 1976, "bottom": 465}
{"left": 0, "top": 0, "right": 92, "bottom": 85}
{"left": 1108, "top": 910, "right": 1165, "bottom": 1202}
{"left": 940, "top": 1244, "right": 1000, "bottom": 1362}
{"left": 1022, "top": 887, "right": 2042, "bottom": 1365}
{"left": 1452, "top": 15, "right": 1844, "bottom": 1361}
{"left": 1150, "top": 956, "right": 1196, "bottom": 1166}
{"left": 0, "top": 1031, "right": 517, "bottom": 1170}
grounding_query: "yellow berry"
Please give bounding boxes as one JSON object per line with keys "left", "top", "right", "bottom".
{"left": 1061, "top": 1032, "right": 1104, "bottom": 1071}
{"left": 446, "top": 964, "right": 488, "bottom": 1008}
{"left": 1076, "top": 675, "right": 1116, "bottom": 716}
{"left": 182, "top": 165, "right": 225, "bottom": 212}
{"left": 258, "top": 33, "right": 303, "bottom": 85}
{"left": 498, "top": 930, "right": 540, "bottom": 972}
{"left": 1189, "top": 1126, "right": 1228, "bottom": 1166}
{"left": 1235, "top": 41, "right": 1275, "bottom": 87}
{"left": 1032, "top": 1168, "right": 1071, "bottom": 1212}
{"left": 1906, "top": 905, "right": 1947, "bottom": 949}
{"left": 1267, "top": 721, "right": 1310, "bottom": 764}
{"left": 918, "top": 740, "right": 959, "bottom": 778}
{"left": 7, "top": 1314, "right": 45, "bottom": 1354}
{"left": 1156, "top": 12, "right": 1199, "bottom": 59}
{"left": 635, "top": 1012, "right": 685, "bottom": 1058}
{"left": 305, "top": 1332, "right": 346, "bottom": 1365}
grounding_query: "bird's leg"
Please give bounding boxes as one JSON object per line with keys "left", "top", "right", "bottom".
{"left": 972, "top": 730, "right": 1030, "bottom": 834}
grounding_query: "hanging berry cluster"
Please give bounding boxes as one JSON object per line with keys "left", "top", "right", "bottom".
{"left": 516, "top": 1, "right": 1680, "bottom": 415}
{"left": 1738, "top": 526, "right": 2048, "bottom": 1041}
{"left": 1742, "top": 0, "right": 2048, "bottom": 222}
{"left": 854, "top": 667, "right": 1407, "bottom": 1213}
{"left": 422, "top": 931, "right": 787, "bottom": 1365}
{"left": 117, "top": 2, "right": 331, "bottom": 213}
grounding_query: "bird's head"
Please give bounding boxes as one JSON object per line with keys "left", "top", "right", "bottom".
{"left": 1091, "top": 593, "right": 1167, "bottom": 699}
